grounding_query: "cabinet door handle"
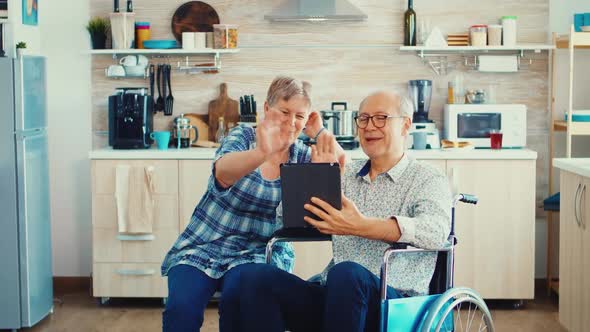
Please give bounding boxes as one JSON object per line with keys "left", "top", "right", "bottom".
{"left": 581, "top": 184, "right": 587, "bottom": 230}
{"left": 115, "top": 268, "right": 155, "bottom": 276}
{"left": 574, "top": 183, "right": 582, "bottom": 227}
{"left": 116, "top": 234, "right": 156, "bottom": 241}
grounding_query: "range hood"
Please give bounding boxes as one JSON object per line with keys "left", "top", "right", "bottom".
{"left": 265, "top": 0, "right": 367, "bottom": 22}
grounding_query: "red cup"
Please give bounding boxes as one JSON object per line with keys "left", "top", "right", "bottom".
{"left": 489, "top": 130, "right": 503, "bottom": 149}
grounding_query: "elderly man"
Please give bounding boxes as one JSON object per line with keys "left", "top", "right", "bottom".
{"left": 235, "top": 91, "right": 452, "bottom": 332}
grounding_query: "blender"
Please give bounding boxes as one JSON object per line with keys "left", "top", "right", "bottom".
{"left": 407, "top": 80, "right": 441, "bottom": 149}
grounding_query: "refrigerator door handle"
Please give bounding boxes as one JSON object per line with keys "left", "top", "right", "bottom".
{"left": 15, "top": 128, "right": 46, "bottom": 140}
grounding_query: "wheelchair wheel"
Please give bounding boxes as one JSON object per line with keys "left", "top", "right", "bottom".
{"left": 420, "top": 287, "right": 495, "bottom": 332}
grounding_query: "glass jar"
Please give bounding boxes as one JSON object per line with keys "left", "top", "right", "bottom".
{"left": 470, "top": 25, "right": 487, "bottom": 47}
{"left": 501, "top": 16, "right": 517, "bottom": 46}
{"left": 213, "top": 24, "right": 238, "bottom": 49}
{"left": 487, "top": 24, "right": 502, "bottom": 46}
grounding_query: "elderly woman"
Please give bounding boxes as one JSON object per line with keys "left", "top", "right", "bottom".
{"left": 161, "top": 76, "right": 343, "bottom": 332}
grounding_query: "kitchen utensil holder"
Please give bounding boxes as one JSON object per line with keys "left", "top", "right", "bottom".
{"left": 176, "top": 53, "right": 221, "bottom": 74}
{"left": 102, "top": 53, "right": 223, "bottom": 78}
{"left": 413, "top": 49, "right": 537, "bottom": 75}
{"left": 463, "top": 54, "right": 533, "bottom": 71}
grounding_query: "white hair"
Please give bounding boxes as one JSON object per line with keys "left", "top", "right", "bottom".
{"left": 399, "top": 95, "right": 414, "bottom": 118}
{"left": 359, "top": 91, "right": 414, "bottom": 118}
{"left": 266, "top": 76, "right": 312, "bottom": 108}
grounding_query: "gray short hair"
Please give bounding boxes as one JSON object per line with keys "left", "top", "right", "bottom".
{"left": 399, "top": 95, "right": 414, "bottom": 118}
{"left": 358, "top": 91, "right": 414, "bottom": 118}
{"left": 266, "top": 76, "right": 312, "bottom": 108}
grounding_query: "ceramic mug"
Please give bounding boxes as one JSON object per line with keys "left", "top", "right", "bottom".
{"left": 119, "top": 55, "right": 148, "bottom": 67}
{"left": 182, "top": 32, "right": 196, "bottom": 49}
{"left": 106, "top": 64, "right": 126, "bottom": 77}
{"left": 194, "top": 32, "right": 207, "bottom": 48}
{"left": 150, "top": 131, "right": 171, "bottom": 150}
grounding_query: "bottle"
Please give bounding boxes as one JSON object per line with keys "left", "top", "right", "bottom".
{"left": 216, "top": 117, "right": 226, "bottom": 143}
{"left": 447, "top": 81, "right": 455, "bottom": 104}
{"left": 113, "top": 0, "right": 120, "bottom": 12}
{"left": 126, "top": 0, "right": 133, "bottom": 12}
{"left": 404, "top": 0, "right": 416, "bottom": 46}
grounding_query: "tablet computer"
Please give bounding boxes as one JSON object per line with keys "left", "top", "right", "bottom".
{"left": 280, "top": 163, "right": 342, "bottom": 229}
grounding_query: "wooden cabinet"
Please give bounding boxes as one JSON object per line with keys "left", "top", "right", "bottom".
{"left": 91, "top": 160, "right": 180, "bottom": 299}
{"left": 559, "top": 171, "right": 590, "bottom": 332}
{"left": 583, "top": 176, "right": 590, "bottom": 331}
{"left": 91, "top": 156, "right": 537, "bottom": 300}
{"left": 179, "top": 160, "right": 213, "bottom": 230}
{"left": 447, "top": 160, "right": 536, "bottom": 299}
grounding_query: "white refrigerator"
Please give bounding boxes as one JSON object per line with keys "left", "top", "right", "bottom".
{"left": 0, "top": 55, "right": 53, "bottom": 330}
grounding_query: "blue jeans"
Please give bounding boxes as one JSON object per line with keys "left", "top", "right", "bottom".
{"left": 162, "top": 263, "right": 254, "bottom": 332}
{"left": 238, "top": 261, "right": 401, "bottom": 332}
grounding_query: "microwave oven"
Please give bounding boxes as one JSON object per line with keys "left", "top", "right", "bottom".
{"left": 443, "top": 104, "right": 527, "bottom": 148}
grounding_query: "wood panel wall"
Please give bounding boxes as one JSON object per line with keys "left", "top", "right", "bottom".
{"left": 90, "top": 0, "right": 550, "bottom": 207}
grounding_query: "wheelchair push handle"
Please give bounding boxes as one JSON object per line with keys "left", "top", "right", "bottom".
{"left": 455, "top": 193, "right": 478, "bottom": 206}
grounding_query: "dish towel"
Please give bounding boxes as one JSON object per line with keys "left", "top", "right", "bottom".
{"left": 115, "top": 165, "right": 156, "bottom": 234}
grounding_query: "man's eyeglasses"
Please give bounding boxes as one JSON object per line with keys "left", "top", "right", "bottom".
{"left": 354, "top": 115, "right": 406, "bottom": 129}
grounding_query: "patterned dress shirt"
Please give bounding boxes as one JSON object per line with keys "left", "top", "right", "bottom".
{"left": 320, "top": 155, "right": 452, "bottom": 296}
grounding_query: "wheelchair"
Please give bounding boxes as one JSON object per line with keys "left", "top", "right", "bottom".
{"left": 265, "top": 193, "right": 495, "bottom": 332}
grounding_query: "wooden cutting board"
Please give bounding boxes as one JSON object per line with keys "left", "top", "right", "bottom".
{"left": 171, "top": 1, "right": 220, "bottom": 42}
{"left": 208, "top": 83, "right": 240, "bottom": 141}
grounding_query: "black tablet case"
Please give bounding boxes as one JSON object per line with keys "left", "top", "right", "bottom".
{"left": 280, "top": 163, "right": 342, "bottom": 229}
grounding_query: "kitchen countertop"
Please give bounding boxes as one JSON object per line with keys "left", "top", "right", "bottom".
{"left": 89, "top": 147, "right": 538, "bottom": 160}
{"left": 553, "top": 158, "right": 590, "bottom": 178}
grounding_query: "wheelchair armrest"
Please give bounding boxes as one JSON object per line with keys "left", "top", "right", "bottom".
{"left": 270, "top": 227, "right": 332, "bottom": 240}
{"left": 265, "top": 228, "right": 332, "bottom": 264}
{"left": 379, "top": 243, "right": 453, "bottom": 300}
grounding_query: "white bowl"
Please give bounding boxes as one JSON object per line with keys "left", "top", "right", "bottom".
{"left": 124, "top": 65, "right": 146, "bottom": 77}
{"left": 581, "top": 26, "right": 590, "bottom": 32}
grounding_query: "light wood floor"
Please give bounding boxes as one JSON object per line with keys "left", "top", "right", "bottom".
{"left": 9, "top": 283, "right": 565, "bottom": 332}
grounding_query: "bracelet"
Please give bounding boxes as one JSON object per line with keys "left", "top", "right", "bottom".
{"left": 313, "top": 127, "right": 326, "bottom": 141}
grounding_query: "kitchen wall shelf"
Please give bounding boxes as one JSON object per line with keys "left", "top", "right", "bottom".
{"left": 556, "top": 35, "right": 590, "bottom": 49}
{"left": 91, "top": 48, "right": 239, "bottom": 73}
{"left": 400, "top": 44, "right": 554, "bottom": 75}
{"left": 89, "top": 48, "right": 239, "bottom": 56}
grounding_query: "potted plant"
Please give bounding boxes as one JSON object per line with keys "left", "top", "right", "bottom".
{"left": 86, "top": 17, "right": 109, "bottom": 49}
{"left": 16, "top": 42, "right": 26, "bottom": 58}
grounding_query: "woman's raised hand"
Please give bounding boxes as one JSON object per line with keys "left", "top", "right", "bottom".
{"left": 255, "top": 110, "right": 286, "bottom": 158}
{"left": 311, "top": 130, "right": 339, "bottom": 163}
{"left": 303, "top": 111, "right": 324, "bottom": 139}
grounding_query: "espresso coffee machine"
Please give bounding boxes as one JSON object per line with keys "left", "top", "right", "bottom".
{"left": 108, "top": 87, "right": 154, "bottom": 149}
{"left": 407, "top": 80, "right": 441, "bottom": 149}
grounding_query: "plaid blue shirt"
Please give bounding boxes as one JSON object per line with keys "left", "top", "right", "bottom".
{"left": 161, "top": 125, "right": 311, "bottom": 278}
